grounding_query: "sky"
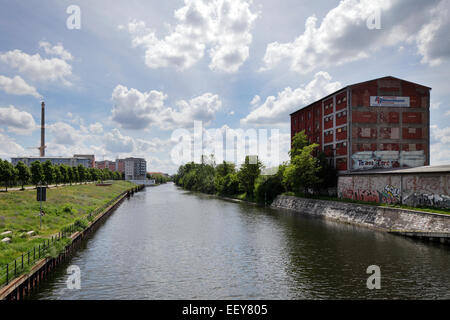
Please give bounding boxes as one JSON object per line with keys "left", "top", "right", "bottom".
{"left": 0, "top": 0, "right": 449, "bottom": 174}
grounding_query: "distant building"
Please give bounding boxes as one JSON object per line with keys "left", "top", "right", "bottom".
{"left": 115, "top": 158, "right": 125, "bottom": 173}
{"left": 95, "top": 160, "right": 116, "bottom": 172}
{"left": 11, "top": 156, "right": 91, "bottom": 168}
{"left": 124, "top": 157, "right": 147, "bottom": 181}
{"left": 73, "top": 154, "right": 95, "bottom": 168}
{"left": 290, "top": 76, "right": 431, "bottom": 172}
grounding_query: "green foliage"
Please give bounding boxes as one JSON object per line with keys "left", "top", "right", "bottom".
{"left": 0, "top": 159, "right": 17, "bottom": 191}
{"left": 255, "top": 165, "right": 286, "bottom": 204}
{"left": 15, "top": 161, "right": 31, "bottom": 190}
{"left": 283, "top": 144, "right": 321, "bottom": 194}
{"left": 42, "top": 160, "right": 55, "bottom": 186}
{"left": 289, "top": 131, "right": 309, "bottom": 159}
{"left": 237, "top": 156, "right": 262, "bottom": 198}
{"left": 147, "top": 172, "right": 170, "bottom": 184}
{"left": 174, "top": 162, "right": 216, "bottom": 194}
{"left": 173, "top": 131, "right": 336, "bottom": 203}
{"left": 30, "top": 161, "right": 44, "bottom": 186}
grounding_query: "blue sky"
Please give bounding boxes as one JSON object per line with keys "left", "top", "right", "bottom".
{"left": 0, "top": 0, "right": 449, "bottom": 173}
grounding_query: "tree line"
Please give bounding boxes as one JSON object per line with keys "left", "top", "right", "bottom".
{"left": 0, "top": 159, "right": 124, "bottom": 191}
{"left": 173, "top": 131, "right": 337, "bottom": 204}
{"left": 146, "top": 173, "right": 171, "bottom": 184}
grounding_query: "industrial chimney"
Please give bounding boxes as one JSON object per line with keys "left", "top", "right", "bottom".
{"left": 39, "top": 101, "right": 46, "bottom": 157}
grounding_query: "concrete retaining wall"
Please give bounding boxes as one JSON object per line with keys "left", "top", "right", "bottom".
{"left": 271, "top": 195, "right": 450, "bottom": 232}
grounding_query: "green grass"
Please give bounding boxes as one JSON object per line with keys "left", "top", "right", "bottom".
{"left": 282, "top": 192, "right": 450, "bottom": 215}
{"left": 0, "top": 181, "right": 135, "bottom": 267}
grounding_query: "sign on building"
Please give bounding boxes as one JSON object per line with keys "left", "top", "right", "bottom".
{"left": 370, "top": 96, "right": 410, "bottom": 107}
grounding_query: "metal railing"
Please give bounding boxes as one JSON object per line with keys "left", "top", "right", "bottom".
{"left": 0, "top": 187, "right": 139, "bottom": 288}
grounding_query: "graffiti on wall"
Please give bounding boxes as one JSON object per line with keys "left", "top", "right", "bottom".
{"left": 340, "top": 184, "right": 401, "bottom": 204}
{"left": 403, "top": 193, "right": 450, "bottom": 209}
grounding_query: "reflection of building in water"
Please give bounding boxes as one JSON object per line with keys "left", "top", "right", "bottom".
{"left": 290, "top": 76, "right": 430, "bottom": 172}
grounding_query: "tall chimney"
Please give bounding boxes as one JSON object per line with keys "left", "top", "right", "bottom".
{"left": 40, "top": 101, "right": 45, "bottom": 157}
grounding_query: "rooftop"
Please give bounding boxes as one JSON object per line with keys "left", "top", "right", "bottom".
{"left": 290, "top": 76, "right": 432, "bottom": 116}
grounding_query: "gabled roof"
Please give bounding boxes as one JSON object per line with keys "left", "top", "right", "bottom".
{"left": 290, "top": 76, "right": 431, "bottom": 116}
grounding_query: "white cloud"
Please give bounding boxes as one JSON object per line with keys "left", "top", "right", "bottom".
{"left": 48, "top": 122, "right": 85, "bottom": 146}
{"left": 89, "top": 122, "right": 104, "bottom": 134}
{"left": 430, "top": 124, "right": 450, "bottom": 165}
{"left": 0, "top": 75, "right": 42, "bottom": 98}
{"left": 0, "top": 45, "right": 73, "bottom": 85}
{"left": 431, "top": 101, "right": 441, "bottom": 110}
{"left": 124, "top": 0, "right": 259, "bottom": 73}
{"left": 262, "top": 0, "right": 450, "bottom": 74}
{"left": 111, "top": 84, "right": 222, "bottom": 130}
{"left": 0, "top": 133, "right": 25, "bottom": 159}
{"left": 241, "top": 71, "right": 341, "bottom": 126}
{"left": 39, "top": 41, "right": 73, "bottom": 61}
{"left": 104, "top": 128, "right": 135, "bottom": 153}
{"left": 0, "top": 105, "right": 36, "bottom": 135}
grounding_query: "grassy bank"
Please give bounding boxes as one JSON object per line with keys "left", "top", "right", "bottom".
{"left": 0, "top": 181, "right": 135, "bottom": 267}
{"left": 282, "top": 192, "right": 450, "bottom": 216}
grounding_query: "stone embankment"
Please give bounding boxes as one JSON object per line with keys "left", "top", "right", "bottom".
{"left": 271, "top": 195, "right": 450, "bottom": 234}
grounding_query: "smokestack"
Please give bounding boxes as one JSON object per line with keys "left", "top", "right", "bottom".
{"left": 40, "top": 101, "right": 45, "bottom": 157}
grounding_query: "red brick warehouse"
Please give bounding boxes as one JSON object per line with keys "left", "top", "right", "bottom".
{"left": 290, "top": 76, "right": 431, "bottom": 172}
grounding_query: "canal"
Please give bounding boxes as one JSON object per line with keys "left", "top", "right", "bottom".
{"left": 31, "top": 183, "right": 450, "bottom": 299}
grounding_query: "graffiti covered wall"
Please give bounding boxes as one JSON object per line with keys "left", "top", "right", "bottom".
{"left": 338, "top": 172, "right": 450, "bottom": 209}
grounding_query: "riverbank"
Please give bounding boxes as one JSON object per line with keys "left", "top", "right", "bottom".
{"left": 0, "top": 181, "right": 136, "bottom": 267}
{"left": 0, "top": 185, "right": 144, "bottom": 300}
{"left": 271, "top": 195, "right": 450, "bottom": 235}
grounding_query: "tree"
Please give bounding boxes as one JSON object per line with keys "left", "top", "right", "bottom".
{"left": 15, "top": 161, "right": 31, "bottom": 190}
{"left": 71, "top": 167, "right": 79, "bottom": 184}
{"left": 42, "top": 160, "right": 55, "bottom": 186}
{"left": 77, "top": 164, "right": 86, "bottom": 184}
{"left": 54, "top": 165, "right": 63, "bottom": 186}
{"left": 0, "top": 160, "right": 16, "bottom": 192}
{"left": 67, "top": 166, "right": 74, "bottom": 185}
{"left": 289, "top": 131, "right": 309, "bottom": 159}
{"left": 283, "top": 144, "right": 321, "bottom": 194}
{"left": 30, "top": 161, "right": 44, "bottom": 187}
{"left": 237, "top": 156, "right": 262, "bottom": 198}
{"left": 89, "top": 168, "right": 98, "bottom": 182}
{"left": 59, "top": 165, "right": 69, "bottom": 185}
{"left": 255, "top": 164, "right": 286, "bottom": 204}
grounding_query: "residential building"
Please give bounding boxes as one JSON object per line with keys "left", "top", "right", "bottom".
{"left": 124, "top": 157, "right": 147, "bottom": 181}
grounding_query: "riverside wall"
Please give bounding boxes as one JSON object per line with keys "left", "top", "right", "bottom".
{"left": 271, "top": 195, "right": 450, "bottom": 233}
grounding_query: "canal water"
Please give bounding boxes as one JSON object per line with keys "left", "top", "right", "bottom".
{"left": 31, "top": 183, "right": 450, "bottom": 299}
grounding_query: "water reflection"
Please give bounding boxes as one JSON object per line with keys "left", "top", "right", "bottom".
{"left": 30, "top": 183, "right": 450, "bottom": 300}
